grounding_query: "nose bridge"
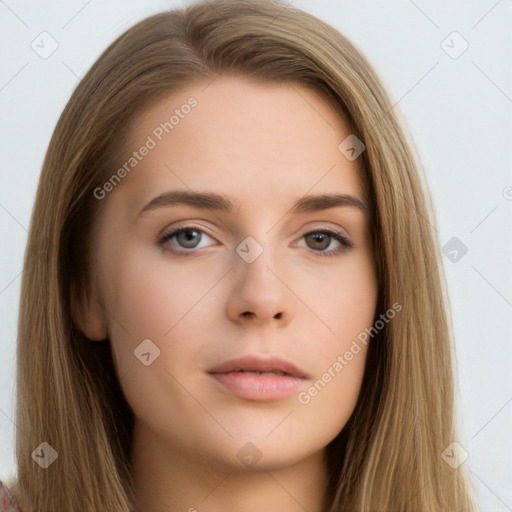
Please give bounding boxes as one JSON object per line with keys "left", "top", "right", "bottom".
{"left": 234, "top": 233, "right": 279, "bottom": 289}
{"left": 226, "top": 230, "right": 294, "bottom": 323}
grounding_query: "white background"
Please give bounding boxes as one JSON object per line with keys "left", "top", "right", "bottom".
{"left": 1, "top": 1, "right": 511, "bottom": 510}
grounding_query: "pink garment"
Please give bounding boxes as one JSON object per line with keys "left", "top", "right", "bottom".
{"left": 0, "top": 481, "right": 23, "bottom": 512}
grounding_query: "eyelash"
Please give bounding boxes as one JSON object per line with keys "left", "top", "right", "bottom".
{"left": 156, "top": 225, "right": 353, "bottom": 258}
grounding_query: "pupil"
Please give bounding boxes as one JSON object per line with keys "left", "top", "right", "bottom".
{"left": 309, "top": 233, "right": 329, "bottom": 250}
{"left": 178, "top": 230, "right": 200, "bottom": 248}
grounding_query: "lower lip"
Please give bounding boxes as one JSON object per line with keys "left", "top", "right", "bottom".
{"left": 208, "top": 372, "right": 306, "bottom": 402}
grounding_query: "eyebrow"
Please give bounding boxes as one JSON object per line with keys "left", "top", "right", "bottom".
{"left": 138, "top": 190, "right": 368, "bottom": 217}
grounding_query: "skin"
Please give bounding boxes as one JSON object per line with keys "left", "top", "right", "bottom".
{"left": 79, "top": 76, "right": 378, "bottom": 512}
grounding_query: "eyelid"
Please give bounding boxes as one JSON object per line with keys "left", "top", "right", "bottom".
{"left": 301, "top": 222, "right": 350, "bottom": 239}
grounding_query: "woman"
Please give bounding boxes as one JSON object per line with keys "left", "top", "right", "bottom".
{"left": 2, "top": 0, "right": 478, "bottom": 510}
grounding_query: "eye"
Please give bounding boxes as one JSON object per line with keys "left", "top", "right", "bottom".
{"left": 157, "top": 225, "right": 216, "bottom": 253}
{"left": 156, "top": 225, "right": 353, "bottom": 257}
{"left": 298, "top": 229, "right": 353, "bottom": 257}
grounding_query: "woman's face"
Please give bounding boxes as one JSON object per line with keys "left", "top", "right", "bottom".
{"left": 83, "top": 75, "right": 378, "bottom": 472}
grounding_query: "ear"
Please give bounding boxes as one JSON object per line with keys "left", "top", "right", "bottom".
{"left": 70, "top": 280, "right": 108, "bottom": 341}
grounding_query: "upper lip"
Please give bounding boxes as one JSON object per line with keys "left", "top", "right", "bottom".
{"left": 208, "top": 355, "right": 309, "bottom": 379}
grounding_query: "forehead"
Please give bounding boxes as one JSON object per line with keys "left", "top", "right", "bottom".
{"left": 112, "top": 75, "right": 365, "bottom": 214}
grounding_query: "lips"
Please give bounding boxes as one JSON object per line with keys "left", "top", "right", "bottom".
{"left": 207, "top": 355, "right": 309, "bottom": 402}
{"left": 207, "top": 355, "right": 309, "bottom": 379}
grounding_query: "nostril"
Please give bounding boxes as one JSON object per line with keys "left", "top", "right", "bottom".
{"left": 239, "top": 311, "right": 282, "bottom": 319}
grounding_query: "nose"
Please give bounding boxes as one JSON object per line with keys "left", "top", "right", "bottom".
{"left": 225, "top": 240, "right": 295, "bottom": 327}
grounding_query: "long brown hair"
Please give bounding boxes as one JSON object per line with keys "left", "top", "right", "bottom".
{"left": 12, "top": 0, "right": 478, "bottom": 510}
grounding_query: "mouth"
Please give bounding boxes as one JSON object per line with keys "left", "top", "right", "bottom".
{"left": 207, "top": 355, "right": 309, "bottom": 402}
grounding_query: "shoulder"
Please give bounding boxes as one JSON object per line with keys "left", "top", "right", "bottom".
{"left": 0, "top": 480, "right": 23, "bottom": 512}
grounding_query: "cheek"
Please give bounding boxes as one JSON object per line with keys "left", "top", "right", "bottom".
{"left": 303, "top": 249, "right": 378, "bottom": 341}
{"left": 294, "top": 263, "right": 375, "bottom": 427}
{"left": 107, "top": 250, "right": 225, "bottom": 332}
{"left": 103, "top": 253, "right": 221, "bottom": 435}
{"left": 103, "top": 250, "right": 227, "bottom": 379}
{"left": 292, "top": 328, "right": 370, "bottom": 414}
{"left": 295, "top": 344, "right": 368, "bottom": 446}
{"left": 298, "top": 250, "right": 377, "bottom": 405}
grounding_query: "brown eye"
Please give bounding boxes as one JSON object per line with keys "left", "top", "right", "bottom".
{"left": 305, "top": 232, "right": 331, "bottom": 251}
{"left": 300, "top": 230, "right": 352, "bottom": 257}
